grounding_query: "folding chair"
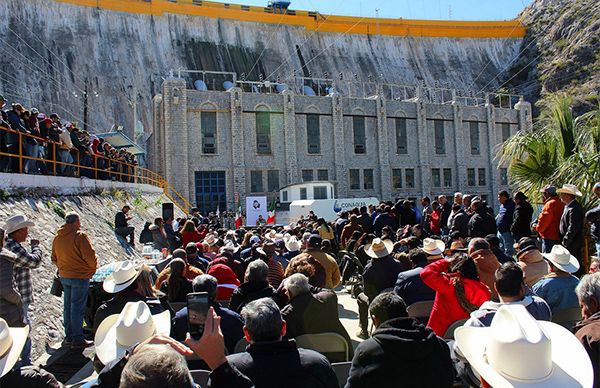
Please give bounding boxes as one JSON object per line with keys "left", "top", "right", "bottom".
{"left": 296, "top": 332, "right": 350, "bottom": 362}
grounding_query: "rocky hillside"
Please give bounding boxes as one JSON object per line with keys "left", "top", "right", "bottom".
{"left": 0, "top": 190, "right": 183, "bottom": 361}
{"left": 506, "top": 0, "right": 600, "bottom": 115}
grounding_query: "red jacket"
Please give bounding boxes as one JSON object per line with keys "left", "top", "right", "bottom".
{"left": 420, "top": 259, "right": 490, "bottom": 336}
{"left": 181, "top": 230, "right": 202, "bottom": 247}
{"left": 534, "top": 197, "right": 564, "bottom": 241}
{"left": 207, "top": 264, "right": 241, "bottom": 301}
{"left": 429, "top": 208, "right": 441, "bottom": 235}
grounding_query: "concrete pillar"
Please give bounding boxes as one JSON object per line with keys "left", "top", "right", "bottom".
{"left": 515, "top": 96, "right": 533, "bottom": 132}
{"left": 485, "top": 102, "right": 498, "bottom": 206}
{"left": 452, "top": 102, "right": 466, "bottom": 193}
{"left": 415, "top": 99, "right": 431, "bottom": 197}
{"left": 162, "top": 78, "right": 190, "bottom": 201}
{"left": 332, "top": 94, "right": 347, "bottom": 197}
{"left": 229, "top": 88, "right": 246, "bottom": 207}
{"left": 376, "top": 93, "right": 391, "bottom": 200}
{"left": 151, "top": 94, "right": 163, "bottom": 175}
{"left": 282, "top": 91, "right": 299, "bottom": 185}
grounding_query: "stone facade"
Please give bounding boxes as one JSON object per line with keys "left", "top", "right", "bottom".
{"left": 152, "top": 79, "right": 532, "bottom": 212}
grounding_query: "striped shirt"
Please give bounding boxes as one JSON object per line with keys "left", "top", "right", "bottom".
{"left": 4, "top": 238, "right": 43, "bottom": 305}
{"left": 267, "top": 258, "right": 284, "bottom": 289}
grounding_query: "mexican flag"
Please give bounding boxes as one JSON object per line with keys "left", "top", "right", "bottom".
{"left": 266, "top": 197, "right": 277, "bottom": 225}
{"left": 235, "top": 194, "right": 243, "bottom": 229}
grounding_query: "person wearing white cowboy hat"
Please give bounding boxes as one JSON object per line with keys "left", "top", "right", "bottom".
{"left": 0, "top": 318, "right": 62, "bottom": 385}
{"left": 455, "top": 304, "right": 594, "bottom": 388}
{"left": 356, "top": 238, "right": 404, "bottom": 339}
{"left": 2, "top": 214, "right": 42, "bottom": 363}
{"left": 422, "top": 238, "right": 445, "bottom": 259}
{"left": 532, "top": 245, "right": 581, "bottom": 315}
{"left": 203, "top": 234, "right": 220, "bottom": 261}
{"left": 95, "top": 261, "right": 166, "bottom": 335}
{"left": 94, "top": 301, "right": 171, "bottom": 365}
{"left": 284, "top": 236, "right": 301, "bottom": 256}
{"left": 557, "top": 184, "right": 585, "bottom": 275}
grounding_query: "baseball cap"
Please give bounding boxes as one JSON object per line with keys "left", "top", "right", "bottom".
{"left": 539, "top": 185, "right": 557, "bottom": 195}
{"left": 307, "top": 234, "right": 322, "bottom": 247}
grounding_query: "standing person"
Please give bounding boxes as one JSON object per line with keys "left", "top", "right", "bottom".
{"left": 438, "top": 195, "right": 451, "bottom": 235}
{"left": 51, "top": 212, "right": 97, "bottom": 348}
{"left": 421, "top": 197, "right": 432, "bottom": 231}
{"left": 511, "top": 191, "right": 534, "bottom": 241}
{"left": 448, "top": 204, "right": 469, "bottom": 238}
{"left": 495, "top": 190, "right": 515, "bottom": 257}
{"left": 533, "top": 185, "right": 564, "bottom": 253}
{"left": 428, "top": 201, "right": 442, "bottom": 236}
{"left": 0, "top": 227, "right": 23, "bottom": 328}
{"left": 288, "top": 235, "right": 340, "bottom": 289}
{"left": 340, "top": 215, "right": 363, "bottom": 250}
{"left": 557, "top": 184, "right": 585, "bottom": 275}
{"left": 468, "top": 200, "right": 497, "bottom": 238}
{"left": 2, "top": 214, "right": 43, "bottom": 365}
{"left": 586, "top": 182, "right": 600, "bottom": 256}
{"left": 357, "top": 206, "right": 372, "bottom": 234}
{"left": 532, "top": 245, "right": 580, "bottom": 314}
{"left": 114, "top": 204, "right": 135, "bottom": 248}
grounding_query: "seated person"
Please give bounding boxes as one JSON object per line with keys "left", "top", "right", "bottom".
{"left": 208, "top": 246, "right": 245, "bottom": 282}
{"left": 532, "top": 245, "right": 580, "bottom": 314}
{"left": 0, "top": 318, "right": 61, "bottom": 387}
{"left": 453, "top": 262, "right": 551, "bottom": 387}
{"left": 394, "top": 249, "right": 436, "bottom": 307}
{"left": 95, "top": 261, "right": 164, "bottom": 333}
{"left": 280, "top": 274, "right": 353, "bottom": 362}
{"left": 574, "top": 273, "right": 600, "bottom": 382}
{"left": 154, "top": 248, "right": 203, "bottom": 289}
{"left": 92, "top": 308, "right": 254, "bottom": 387}
{"left": 163, "top": 259, "right": 192, "bottom": 303}
{"left": 515, "top": 237, "right": 549, "bottom": 288}
{"left": 172, "top": 274, "right": 244, "bottom": 355}
{"left": 226, "top": 298, "right": 339, "bottom": 388}
{"left": 185, "top": 242, "right": 209, "bottom": 272}
{"left": 229, "top": 260, "right": 276, "bottom": 314}
{"left": 207, "top": 263, "right": 241, "bottom": 301}
{"left": 357, "top": 238, "right": 404, "bottom": 339}
{"left": 345, "top": 292, "right": 453, "bottom": 388}
{"left": 455, "top": 305, "right": 594, "bottom": 388}
{"left": 466, "top": 262, "right": 551, "bottom": 327}
{"left": 420, "top": 254, "right": 490, "bottom": 337}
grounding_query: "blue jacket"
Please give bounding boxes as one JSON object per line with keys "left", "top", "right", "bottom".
{"left": 173, "top": 301, "right": 244, "bottom": 354}
{"left": 465, "top": 295, "right": 552, "bottom": 327}
{"left": 532, "top": 274, "right": 580, "bottom": 313}
{"left": 394, "top": 266, "right": 435, "bottom": 307}
{"left": 496, "top": 199, "right": 515, "bottom": 233}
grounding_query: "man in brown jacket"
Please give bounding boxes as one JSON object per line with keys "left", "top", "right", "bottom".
{"left": 574, "top": 273, "right": 600, "bottom": 388}
{"left": 468, "top": 238, "right": 501, "bottom": 300}
{"left": 340, "top": 215, "right": 363, "bottom": 250}
{"left": 51, "top": 212, "right": 97, "bottom": 348}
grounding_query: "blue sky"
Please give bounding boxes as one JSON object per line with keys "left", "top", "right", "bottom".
{"left": 249, "top": 0, "right": 533, "bottom": 20}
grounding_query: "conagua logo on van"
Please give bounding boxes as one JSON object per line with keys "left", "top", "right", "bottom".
{"left": 333, "top": 200, "right": 369, "bottom": 213}
{"left": 333, "top": 200, "right": 342, "bottom": 213}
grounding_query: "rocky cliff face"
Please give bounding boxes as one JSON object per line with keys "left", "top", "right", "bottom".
{"left": 507, "top": 0, "right": 600, "bottom": 114}
{"left": 0, "top": 0, "right": 522, "bottom": 140}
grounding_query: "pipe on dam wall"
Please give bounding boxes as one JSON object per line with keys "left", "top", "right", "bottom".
{"left": 53, "top": 0, "right": 526, "bottom": 38}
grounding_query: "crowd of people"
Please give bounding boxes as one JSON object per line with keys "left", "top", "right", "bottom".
{"left": 0, "top": 181, "right": 599, "bottom": 387}
{"left": 0, "top": 96, "right": 138, "bottom": 180}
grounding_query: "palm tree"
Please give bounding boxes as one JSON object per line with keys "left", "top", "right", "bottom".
{"left": 498, "top": 93, "right": 600, "bottom": 210}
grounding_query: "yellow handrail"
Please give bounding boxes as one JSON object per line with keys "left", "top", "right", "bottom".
{"left": 0, "top": 125, "right": 190, "bottom": 215}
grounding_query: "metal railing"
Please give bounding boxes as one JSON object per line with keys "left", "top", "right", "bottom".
{"left": 0, "top": 125, "right": 192, "bottom": 215}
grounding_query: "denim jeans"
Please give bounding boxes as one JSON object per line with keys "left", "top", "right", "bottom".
{"left": 58, "top": 149, "right": 73, "bottom": 175}
{"left": 498, "top": 231, "right": 515, "bottom": 257}
{"left": 18, "top": 302, "right": 32, "bottom": 366}
{"left": 541, "top": 239, "right": 559, "bottom": 254}
{"left": 60, "top": 278, "right": 90, "bottom": 342}
{"left": 595, "top": 241, "right": 600, "bottom": 256}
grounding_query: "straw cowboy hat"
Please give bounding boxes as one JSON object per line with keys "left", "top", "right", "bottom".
{"left": 541, "top": 245, "right": 580, "bottom": 274}
{"left": 422, "top": 238, "right": 445, "bottom": 256}
{"left": 365, "top": 238, "right": 394, "bottom": 258}
{"left": 2, "top": 214, "right": 35, "bottom": 235}
{"left": 455, "top": 304, "right": 594, "bottom": 388}
{"left": 0, "top": 319, "right": 29, "bottom": 377}
{"left": 94, "top": 301, "right": 171, "bottom": 365}
{"left": 103, "top": 261, "right": 141, "bottom": 293}
{"left": 220, "top": 241, "right": 241, "bottom": 254}
{"left": 285, "top": 236, "right": 301, "bottom": 252}
{"left": 556, "top": 184, "right": 583, "bottom": 197}
{"left": 203, "top": 234, "right": 218, "bottom": 247}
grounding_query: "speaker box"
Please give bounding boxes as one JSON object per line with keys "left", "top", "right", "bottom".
{"left": 162, "top": 203, "right": 174, "bottom": 221}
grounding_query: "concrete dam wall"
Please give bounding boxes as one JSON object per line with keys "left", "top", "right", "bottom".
{"left": 0, "top": 0, "right": 523, "bottom": 139}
